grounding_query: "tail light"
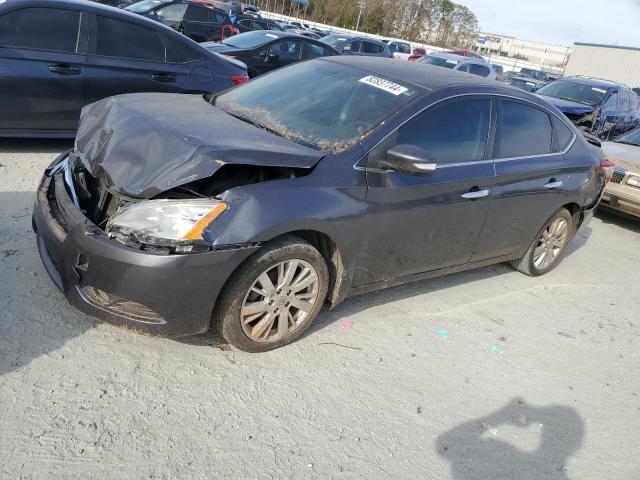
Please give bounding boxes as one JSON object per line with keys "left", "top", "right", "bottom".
{"left": 231, "top": 75, "right": 249, "bottom": 85}
{"left": 600, "top": 157, "right": 615, "bottom": 183}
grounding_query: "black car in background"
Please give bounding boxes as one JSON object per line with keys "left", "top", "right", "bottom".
{"left": 0, "top": 0, "right": 248, "bottom": 138}
{"left": 34, "top": 57, "right": 606, "bottom": 351}
{"left": 232, "top": 14, "right": 283, "bottom": 33}
{"left": 505, "top": 76, "right": 546, "bottom": 93}
{"left": 202, "top": 31, "right": 339, "bottom": 78}
{"left": 321, "top": 34, "right": 393, "bottom": 58}
{"left": 536, "top": 77, "right": 640, "bottom": 140}
{"left": 126, "top": 0, "right": 232, "bottom": 42}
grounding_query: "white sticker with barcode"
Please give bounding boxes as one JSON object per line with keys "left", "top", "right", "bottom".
{"left": 359, "top": 75, "right": 408, "bottom": 96}
{"left": 592, "top": 88, "right": 607, "bottom": 93}
{"left": 265, "top": 33, "right": 279, "bottom": 39}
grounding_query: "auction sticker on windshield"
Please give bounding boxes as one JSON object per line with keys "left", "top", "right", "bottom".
{"left": 359, "top": 75, "right": 409, "bottom": 96}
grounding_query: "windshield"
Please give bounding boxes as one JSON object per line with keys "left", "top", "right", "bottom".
{"left": 321, "top": 34, "right": 349, "bottom": 49}
{"left": 221, "top": 31, "right": 275, "bottom": 49}
{"left": 126, "top": 0, "right": 163, "bottom": 13}
{"left": 215, "top": 60, "right": 420, "bottom": 153}
{"left": 417, "top": 55, "right": 459, "bottom": 69}
{"left": 537, "top": 80, "right": 607, "bottom": 106}
{"left": 615, "top": 128, "right": 640, "bottom": 146}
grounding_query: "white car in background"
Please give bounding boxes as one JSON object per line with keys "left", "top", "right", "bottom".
{"left": 382, "top": 38, "right": 412, "bottom": 60}
{"left": 416, "top": 52, "right": 499, "bottom": 81}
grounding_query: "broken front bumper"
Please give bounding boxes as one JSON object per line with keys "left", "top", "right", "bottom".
{"left": 32, "top": 153, "right": 260, "bottom": 337}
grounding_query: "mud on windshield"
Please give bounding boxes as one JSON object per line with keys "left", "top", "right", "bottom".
{"left": 213, "top": 60, "right": 420, "bottom": 154}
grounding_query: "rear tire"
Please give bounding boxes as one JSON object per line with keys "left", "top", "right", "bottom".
{"left": 213, "top": 235, "right": 329, "bottom": 352}
{"left": 511, "top": 208, "right": 573, "bottom": 276}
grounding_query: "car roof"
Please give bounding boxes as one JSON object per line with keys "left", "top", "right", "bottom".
{"left": 429, "top": 52, "right": 478, "bottom": 62}
{"left": 322, "top": 56, "right": 503, "bottom": 91}
{"left": 326, "top": 34, "right": 386, "bottom": 44}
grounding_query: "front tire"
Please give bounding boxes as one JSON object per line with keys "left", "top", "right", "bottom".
{"left": 213, "top": 236, "right": 329, "bottom": 352}
{"left": 511, "top": 208, "right": 573, "bottom": 276}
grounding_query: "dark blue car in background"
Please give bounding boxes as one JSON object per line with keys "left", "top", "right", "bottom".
{"left": 536, "top": 76, "right": 640, "bottom": 140}
{"left": 0, "top": 0, "right": 248, "bottom": 138}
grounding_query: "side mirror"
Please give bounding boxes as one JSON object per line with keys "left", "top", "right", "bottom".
{"left": 381, "top": 144, "right": 437, "bottom": 175}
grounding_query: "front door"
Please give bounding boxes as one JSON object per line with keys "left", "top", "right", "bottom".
{"left": 353, "top": 97, "right": 496, "bottom": 286}
{"left": 0, "top": 6, "right": 85, "bottom": 132}
{"left": 254, "top": 39, "right": 303, "bottom": 76}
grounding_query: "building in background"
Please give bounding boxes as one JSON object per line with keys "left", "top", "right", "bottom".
{"left": 565, "top": 43, "right": 640, "bottom": 89}
{"left": 475, "top": 33, "right": 570, "bottom": 70}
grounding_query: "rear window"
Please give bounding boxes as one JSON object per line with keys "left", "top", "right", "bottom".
{"left": 497, "top": 101, "right": 553, "bottom": 158}
{"left": 419, "top": 56, "right": 459, "bottom": 69}
{"left": 126, "top": 0, "right": 164, "bottom": 13}
{"left": 468, "top": 64, "right": 490, "bottom": 77}
{"left": 216, "top": 61, "right": 420, "bottom": 153}
{"left": 0, "top": 7, "right": 80, "bottom": 53}
{"left": 221, "top": 31, "right": 275, "bottom": 49}
{"left": 321, "top": 34, "right": 349, "bottom": 49}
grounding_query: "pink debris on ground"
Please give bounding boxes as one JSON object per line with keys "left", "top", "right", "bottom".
{"left": 339, "top": 320, "right": 353, "bottom": 330}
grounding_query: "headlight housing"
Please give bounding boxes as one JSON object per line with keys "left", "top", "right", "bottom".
{"left": 106, "top": 199, "right": 228, "bottom": 248}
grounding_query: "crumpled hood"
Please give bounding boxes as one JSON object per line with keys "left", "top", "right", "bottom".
{"left": 73, "top": 93, "right": 324, "bottom": 199}
{"left": 538, "top": 95, "right": 595, "bottom": 116}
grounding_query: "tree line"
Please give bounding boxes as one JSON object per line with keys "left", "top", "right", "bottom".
{"left": 251, "top": 0, "right": 479, "bottom": 48}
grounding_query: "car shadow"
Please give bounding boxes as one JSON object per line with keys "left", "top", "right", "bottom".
{"left": 0, "top": 191, "right": 95, "bottom": 377}
{"left": 436, "top": 398, "right": 584, "bottom": 480}
{"left": 595, "top": 207, "right": 640, "bottom": 233}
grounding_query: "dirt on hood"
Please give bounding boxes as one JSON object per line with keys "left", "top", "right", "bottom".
{"left": 72, "top": 93, "right": 324, "bottom": 199}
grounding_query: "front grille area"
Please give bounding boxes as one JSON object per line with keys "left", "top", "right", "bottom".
{"left": 611, "top": 167, "right": 626, "bottom": 184}
{"left": 70, "top": 156, "right": 124, "bottom": 228}
{"left": 83, "top": 286, "right": 166, "bottom": 324}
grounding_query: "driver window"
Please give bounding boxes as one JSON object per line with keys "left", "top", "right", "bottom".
{"left": 155, "top": 3, "right": 187, "bottom": 21}
{"left": 397, "top": 98, "right": 491, "bottom": 164}
{"left": 268, "top": 39, "right": 302, "bottom": 60}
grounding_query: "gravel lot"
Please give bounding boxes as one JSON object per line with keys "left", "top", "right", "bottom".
{"left": 1, "top": 139, "right": 639, "bottom": 479}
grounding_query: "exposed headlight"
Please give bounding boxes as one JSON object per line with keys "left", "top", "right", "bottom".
{"left": 627, "top": 175, "right": 640, "bottom": 188}
{"left": 106, "top": 199, "right": 228, "bottom": 247}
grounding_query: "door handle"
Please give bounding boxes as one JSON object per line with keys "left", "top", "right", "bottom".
{"left": 48, "top": 64, "right": 81, "bottom": 75}
{"left": 544, "top": 180, "right": 563, "bottom": 189}
{"left": 152, "top": 73, "right": 177, "bottom": 83}
{"left": 461, "top": 188, "right": 490, "bottom": 200}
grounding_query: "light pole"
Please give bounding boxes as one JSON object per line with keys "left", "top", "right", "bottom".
{"left": 355, "top": 0, "right": 365, "bottom": 31}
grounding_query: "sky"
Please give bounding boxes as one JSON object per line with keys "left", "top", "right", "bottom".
{"left": 456, "top": 0, "right": 640, "bottom": 47}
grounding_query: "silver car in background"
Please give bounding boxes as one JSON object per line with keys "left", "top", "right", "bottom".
{"left": 416, "top": 52, "right": 499, "bottom": 81}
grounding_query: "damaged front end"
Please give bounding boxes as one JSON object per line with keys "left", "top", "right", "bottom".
{"left": 62, "top": 93, "right": 325, "bottom": 254}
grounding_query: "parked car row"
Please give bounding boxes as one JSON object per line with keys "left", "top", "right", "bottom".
{"left": 0, "top": 0, "right": 249, "bottom": 137}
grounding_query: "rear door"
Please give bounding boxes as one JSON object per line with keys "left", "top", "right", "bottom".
{"left": 0, "top": 6, "right": 85, "bottom": 132}
{"left": 472, "top": 99, "right": 572, "bottom": 261}
{"left": 356, "top": 96, "right": 495, "bottom": 285}
{"left": 183, "top": 4, "right": 220, "bottom": 42}
{"left": 84, "top": 14, "right": 188, "bottom": 104}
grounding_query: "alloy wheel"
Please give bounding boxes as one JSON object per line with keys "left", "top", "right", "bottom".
{"left": 240, "top": 259, "right": 320, "bottom": 343}
{"left": 533, "top": 217, "right": 570, "bottom": 270}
